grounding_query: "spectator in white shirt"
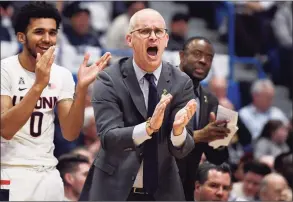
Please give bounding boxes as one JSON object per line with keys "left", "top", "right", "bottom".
{"left": 239, "top": 79, "right": 288, "bottom": 140}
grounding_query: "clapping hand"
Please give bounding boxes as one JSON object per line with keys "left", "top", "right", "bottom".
{"left": 77, "top": 52, "right": 111, "bottom": 90}
{"left": 147, "top": 93, "right": 172, "bottom": 135}
{"left": 173, "top": 99, "right": 197, "bottom": 136}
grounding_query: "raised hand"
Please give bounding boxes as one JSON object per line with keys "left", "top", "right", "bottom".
{"left": 147, "top": 93, "right": 173, "bottom": 135}
{"left": 193, "top": 112, "right": 230, "bottom": 143}
{"left": 34, "top": 46, "right": 55, "bottom": 90}
{"left": 173, "top": 99, "right": 197, "bottom": 136}
{"left": 77, "top": 52, "right": 111, "bottom": 90}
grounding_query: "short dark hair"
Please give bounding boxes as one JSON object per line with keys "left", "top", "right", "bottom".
{"left": 258, "top": 120, "right": 284, "bottom": 140}
{"left": 0, "top": 1, "right": 12, "bottom": 10}
{"left": 171, "top": 13, "right": 190, "bottom": 23}
{"left": 125, "top": 1, "right": 149, "bottom": 10}
{"left": 274, "top": 151, "right": 293, "bottom": 172}
{"left": 243, "top": 160, "right": 271, "bottom": 176}
{"left": 13, "top": 1, "right": 61, "bottom": 35}
{"left": 62, "top": 1, "right": 90, "bottom": 18}
{"left": 182, "top": 36, "right": 213, "bottom": 52}
{"left": 195, "top": 162, "right": 232, "bottom": 185}
{"left": 56, "top": 153, "right": 90, "bottom": 185}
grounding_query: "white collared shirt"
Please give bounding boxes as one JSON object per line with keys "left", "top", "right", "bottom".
{"left": 239, "top": 104, "right": 289, "bottom": 140}
{"left": 131, "top": 59, "right": 187, "bottom": 188}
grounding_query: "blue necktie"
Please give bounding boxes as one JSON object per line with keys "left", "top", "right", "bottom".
{"left": 143, "top": 73, "right": 159, "bottom": 194}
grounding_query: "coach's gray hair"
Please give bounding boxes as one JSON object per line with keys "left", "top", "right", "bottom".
{"left": 251, "top": 79, "right": 274, "bottom": 94}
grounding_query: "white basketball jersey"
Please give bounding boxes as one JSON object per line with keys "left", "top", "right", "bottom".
{"left": 1, "top": 55, "right": 75, "bottom": 167}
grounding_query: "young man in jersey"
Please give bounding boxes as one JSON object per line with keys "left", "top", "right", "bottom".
{"left": 0, "top": 2, "right": 111, "bottom": 201}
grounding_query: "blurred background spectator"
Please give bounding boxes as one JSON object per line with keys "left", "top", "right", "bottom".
{"left": 254, "top": 120, "right": 290, "bottom": 160}
{"left": 208, "top": 76, "right": 235, "bottom": 110}
{"left": 166, "top": 12, "right": 190, "bottom": 51}
{"left": 271, "top": 2, "right": 293, "bottom": 100}
{"left": 0, "top": 1, "right": 19, "bottom": 59}
{"left": 57, "top": 153, "right": 91, "bottom": 201}
{"left": 61, "top": 2, "right": 102, "bottom": 48}
{"left": 259, "top": 173, "right": 292, "bottom": 201}
{"left": 105, "top": 1, "right": 148, "bottom": 49}
{"left": 2, "top": 1, "right": 292, "bottom": 200}
{"left": 274, "top": 152, "right": 293, "bottom": 190}
{"left": 239, "top": 79, "right": 289, "bottom": 140}
{"left": 230, "top": 161, "right": 271, "bottom": 201}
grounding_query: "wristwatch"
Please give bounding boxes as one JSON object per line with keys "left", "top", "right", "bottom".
{"left": 146, "top": 117, "right": 159, "bottom": 132}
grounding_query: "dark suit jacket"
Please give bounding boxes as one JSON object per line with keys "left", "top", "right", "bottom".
{"left": 176, "top": 85, "right": 229, "bottom": 201}
{"left": 79, "top": 57, "right": 195, "bottom": 201}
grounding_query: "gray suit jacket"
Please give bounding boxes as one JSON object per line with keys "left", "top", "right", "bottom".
{"left": 79, "top": 57, "right": 195, "bottom": 201}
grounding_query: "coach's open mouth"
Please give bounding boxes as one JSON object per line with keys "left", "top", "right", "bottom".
{"left": 147, "top": 46, "right": 158, "bottom": 57}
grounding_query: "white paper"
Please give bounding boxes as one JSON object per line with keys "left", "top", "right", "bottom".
{"left": 208, "top": 105, "right": 239, "bottom": 149}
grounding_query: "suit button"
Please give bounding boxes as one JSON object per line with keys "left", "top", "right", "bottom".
{"left": 139, "top": 152, "right": 143, "bottom": 156}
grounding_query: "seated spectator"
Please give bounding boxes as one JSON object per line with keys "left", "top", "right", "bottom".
{"left": 259, "top": 173, "right": 291, "bottom": 201}
{"left": 259, "top": 155, "right": 275, "bottom": 170}
{"left": 57, "top": 2, "right": 103, "bottom": 73}
{"left": 274, "top": 152, "right": 293, "bottom": 189}
{"left": 208, "top": 76, "right": 234, "bottom": 110}
{"left": 287, "top": 117, "right": 293, "bottom": 151}
{"left": 280, "top": 188, "right": 293, "bottom": 202}
{"left": 271, "top": 2, "right": 293, "bottom": 99}
{"left": 230, "top": 160, "right": 271, "bottom": 201}
{"left": 105, "top": 1, "right": 147, "bottom": 49}
{"left": 254, "top": 120, "right": 290, "bottom": 160}
{"left": 271, "top": 2, "right": 292, "bottom": 49}
{"left": 232, "top": 153, "right": 254, "bottom": 183}
{"left": 166, "top": 13, "right": 190, "bottom": 51}
{"left": 239, "top": 79, "right": 289, "bottom": 140}
{"left": 62, "top": 2, "right": 102, "bottom": 48}
{"left": 232, "top": 1, "right": 277, "bottom": 57}
{"left": 57, "top": 153, "right": 91, "bottom": 201}
{"left": 194, "top": 162, "right": 232, "bottom": 201}
{"left": 71, "top": 146, "right": 94, "bottom": 164}
{"left": 1, "top": 1, "right": 19, "bottom": 59}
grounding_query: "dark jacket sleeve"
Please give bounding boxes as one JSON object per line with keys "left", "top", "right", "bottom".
{"left": 91, "top": 70, "right": 136, "bottom": 152}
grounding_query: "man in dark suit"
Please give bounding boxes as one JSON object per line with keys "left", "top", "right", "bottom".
{"left": 177, "top": 36, "right": 231, "bottom": 201}
{"left": 79, "top": 8, "right": 197, "bottom": 201}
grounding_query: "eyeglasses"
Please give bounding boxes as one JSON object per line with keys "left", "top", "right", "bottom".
{"left": 130, "top": 28, "right": 168, "bottom": 39}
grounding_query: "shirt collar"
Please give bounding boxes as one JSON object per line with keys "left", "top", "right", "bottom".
{"left": 132, "top": 59, "right": 162, "bottom": 82}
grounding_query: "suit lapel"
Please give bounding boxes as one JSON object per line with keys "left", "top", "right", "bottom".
{"left": 156, "top": 62, "right": 172, "bottom": 101}
{"left": 122, "top": 58, "right": 147, "bottom": 119}
{"left": 199, "top": 85, "right": 209, "bottom": 129}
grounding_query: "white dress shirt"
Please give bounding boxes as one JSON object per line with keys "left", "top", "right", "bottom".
{"left": 239, "top": 104, "right": 289, "bottom": 140}
{"left": 131, "top": 59, "right": 187, "bottom": 188}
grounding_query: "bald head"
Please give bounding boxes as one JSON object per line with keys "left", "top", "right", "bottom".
{"left": 209, "top": 77, "right": 227, "bottom": 89}
{"left": 209, "top": 77, "right": 227, "bottom": 99}
{"left": 260, "top": 173, "right": 288, "bottom": 201}
{"left": 128, "top": 8, "right": 166, "bottom": 33}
